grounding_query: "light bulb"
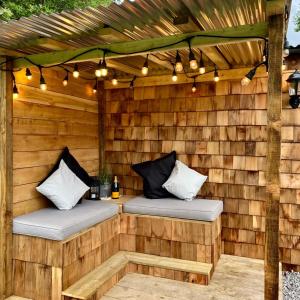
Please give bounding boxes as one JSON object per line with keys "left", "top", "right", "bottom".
{"left": 214, "top": 67, "right": 219, "bottom": 82}
{"left": 189, "top": 50, "right": 198, "bottom": 70}
{"left": 199, "top": 66, "right": 205, "bottom": 74}
{"left": 73, "top": 64, "right": 79, "bottom": 78}
{"left": 142, "top": 66, "right": 149, "bottom": 76}
{"left": 142, "top": 56, "right": 149, "bottom": 76}
{"left": 40, "top": 75, "right": 47, "bottom": 90}
{"left": 13, "top": 84, "right": 19, "bottom": 100}
{"left": 100, "top": 59, "right": 108, "bottom": 77}
{"left": 192, "top": 83, "right": 196, "bottom": 93}
{"left": 112, "top": 78, "right": 118, "bottom": 85}
{"left": 62, "top": 74, "right": 68, "bottom": 86}
{"left": 199, "top": 52, "right": 205, "bottom": 74}
{"left": 25, "top": 68, "right": 32, "bottom": 80}
{"left": 175, "top": 51, "right": 183, "bottom": 72}
{"left": 241, "top": 76, "right": 251, "bottom": 86}
{"left": 172, "top": 70, "right": 177, "bottom": 82}
{"left": 95, "top": 68, "right": 102, "bottom": 77}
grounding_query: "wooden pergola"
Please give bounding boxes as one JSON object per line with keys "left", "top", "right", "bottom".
{"left": 0, "top": 0, "right": 291, "bottom": 299}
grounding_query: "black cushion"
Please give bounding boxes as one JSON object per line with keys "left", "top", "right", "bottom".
{"left": 132, "top": 151, "right": 176, "bottom": 199}
{"left": 38, "top": 147, "right": 92, "bottom": 187}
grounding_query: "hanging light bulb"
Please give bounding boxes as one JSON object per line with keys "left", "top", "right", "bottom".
{"left": 62, "top": 72, "right": 69, "bottom": 87}
{"left": 175, "top": 51, "right": 183, "bottom": 72}
{"left": 189, "top": 48, "right": 198, "bottom": 70}
{"left": 241, "top": 68, "right": 256, "bottom": 86}
{"left": 73, "top": 64, "right": 79, "bottom": 78}
{"left": 25, "top": 68, "right": 32, "bottom": 80}
{"left": 95, "top": 60, "right": 102, "bottom": 77}
{"left": 13, "top": 83, "right": 19, "bottom": 100}
{"left": 101, "top": 58, "right": 108, "bottom": 77}
{"left": 38, "top": 67, "right": 47, "bottom": 90}
{"left": 93, "top": 80, "right": 98, "bottom": 94}
{"left": 213, "top": 65, "right": 219, "bottom": 82}
{"left": 142, "top": 55, "right": 149, "bottom": 76}
{"left": 199, "top": 52, "right": 205, "bottom": 74}
{"left": 192, "top": 79, "right": 197, "bottom": 93}
{"left": 263, "top": 43, "right": 268, "bottom": 62}
{"left": 112, "top": 72, "right": 118, "bottom": 85}
{"left": 172, "top": 69, "right": 178, "bottom": 82}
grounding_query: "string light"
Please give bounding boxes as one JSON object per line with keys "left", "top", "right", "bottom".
{"left": 142, "top": 54, "right": 149, "bottom": 76}
{"left": 192, "top": 78, "right": 197, "bottom": 93}
{"left": 62, "top": 71, "right": 69, "bottom": 86}
{"left": 95, "top": 60, "right": 102, "bottom": 77}
{"left": 101, "top": 58, "right": 108, "bottom": 77}
{"left": 175, "top": 51, "right": 183, "bottom": 72}
{"left": 12, "top": 73, "right": 19, "bottom": 100}
{"left": 93, "top": 79, "right": 98, "bottom": 94}
{"left": 172, "top": 68, "right": 178, "bottom": 82}
{"left": 112, "top": 72, "right": 118, "bottom": 85}
{"left": 25, "top": 68, "right": 32, "bottom": 80}
{"left": 39, "top": 67, "right": 47, "bottom": 91}
{"left": 199, "top": 51, "right": 205, "bottom": 74}
{"left": 130, "top": 76, "right": 136, "bottom": 89}
{"left": 241, "top": 68, "right": 256, "bottom": 86}
{"left": 73, "top": 64, "right": 80, "bottom": 78}
{"left": 188, "top": 44, "right": 198, "bottom": 70}
{"left": 213, "top": 65, "right": 219, "bottom": 82}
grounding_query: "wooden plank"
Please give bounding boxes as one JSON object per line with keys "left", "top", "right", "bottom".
{"left": 0, "top": 59, "right": 13, "bottom": 299}
{"left": 107, "top": 60, "right": 141, "bottom": 76}
{"left": 13, "top": 23, "right": 268, "bottom": 68}
{"left": 98, "top": 82, "right": 106, "bottom": 171}
{"left": 266, "top": 0, "right": 286, "bottom": 17}
{"left": 264, "top": 13, "right": 284, "bottom": 300}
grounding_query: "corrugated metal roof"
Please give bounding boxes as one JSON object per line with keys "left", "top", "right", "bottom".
{"left": 0, "top": 0, "right": 266, "bottom": 75}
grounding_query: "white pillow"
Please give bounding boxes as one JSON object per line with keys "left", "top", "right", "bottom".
{"left": 36, "top": 160, "right": 89, "bottom": 210}
{"left": 162, "top": 160, "right": 207, "bottom": 201}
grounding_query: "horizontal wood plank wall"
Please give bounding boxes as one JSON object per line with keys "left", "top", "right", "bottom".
{"left": 13, "top": 68, "right": 99, "bottom": 217}
{"left": 105, "top": 74, "right": 300, "bottom": 270}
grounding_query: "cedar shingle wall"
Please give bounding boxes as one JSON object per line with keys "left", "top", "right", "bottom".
{"left": 105, "top": 75, "right": 300, "bottom": 269}
{"left": 13, "top": 68, "right": 99, "bottom": 217}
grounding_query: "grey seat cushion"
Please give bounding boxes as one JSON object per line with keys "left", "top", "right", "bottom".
{"left": 13, "top": 200, "right": 118, "bottom": 241}
{"left": 123, "top": 196, "right": 223, "bottom": 221}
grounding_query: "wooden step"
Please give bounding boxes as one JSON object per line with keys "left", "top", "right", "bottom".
{"left": 62, "top": 251, "right": 213, "bottom": 300}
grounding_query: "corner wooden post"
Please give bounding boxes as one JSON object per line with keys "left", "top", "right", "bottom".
{"left": 97, "top": 81, "right": 106, "bottom": 172}
{"left": 0, "top": 58, "right": 13, "bottom": 299}
{"left": 264, "top": 13, "right": 284, "bottom": 300}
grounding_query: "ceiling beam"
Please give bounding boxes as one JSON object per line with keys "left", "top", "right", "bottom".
{"left": 266, "top": 0, "right": 286, "bottom": 17}
{"left": 106, "top": 60, "right": 141, "bottom": 76}
{"left": 200, "top": 47, "right": 230, "bottom": 69}
{"left": 35, "top": 38, "right": 75, "bottom": 51}
{"left": 13, "top": 22, "right": 268, "bottom": 69}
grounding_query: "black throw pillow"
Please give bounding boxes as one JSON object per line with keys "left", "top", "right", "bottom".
{"left": 38, "top": 147, "right": 92, "bottom": 187}
{"left": 132, "top": 151, "right": 176, "bottom": 199}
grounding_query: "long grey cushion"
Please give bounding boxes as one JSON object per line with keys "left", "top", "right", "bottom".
{"left": 13, "top": 200, "right": 118, "bottom": 241}
{"left": 123, "top": 196, "right": 223, "bottom": 221}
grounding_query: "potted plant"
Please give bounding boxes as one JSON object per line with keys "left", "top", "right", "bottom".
{"left": 99, "top": 167, "right": 112, "bottom": 199}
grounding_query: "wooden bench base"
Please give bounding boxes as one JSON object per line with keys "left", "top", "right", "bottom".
{"left": 63, "top": 251, "right": 212, "bottom": 300}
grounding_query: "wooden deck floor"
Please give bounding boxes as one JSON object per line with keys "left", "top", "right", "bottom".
{"left": 101, "top": 254, "right": 282, "bottom": 300}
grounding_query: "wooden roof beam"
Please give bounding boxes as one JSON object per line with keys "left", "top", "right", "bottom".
{"left": 266, "top": 0, "right": 286, "bottom": 17}
{"left": 13, "top": 22, "right": 268, "bottom": 69}
{"left": 201, "top": 47, "right": 230, "bottom": 69}
{"left": 106, "top": 60, "right": 141, "bottom": 76}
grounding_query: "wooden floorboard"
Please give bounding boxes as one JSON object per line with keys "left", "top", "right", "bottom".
{"left": 103, "top": 254, "right": 283, "bottom": 300}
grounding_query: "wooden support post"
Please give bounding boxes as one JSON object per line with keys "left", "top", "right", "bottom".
{"left": 0, "top": 58, "right": 13, "bottom": 299}
{"left": 97, "top": 81, "right": 106, "bottom": 172}
{"left": 264, "top": 13, "right": 284, "bottom": 300}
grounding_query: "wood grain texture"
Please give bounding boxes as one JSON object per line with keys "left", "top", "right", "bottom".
{"left": 12, "top": 215, "right": 120, "bottom": 300}
{"left": 264, "top": 13, "right": 284, "bottom": 300}
{"left": 13, "top": 68, "right": 99, "bottom": 216}
{"left": 104, "top": 73, "right": 299, "bottom": 271}
{"left": 0, "top": 61, "right": 13, "bottom": 299}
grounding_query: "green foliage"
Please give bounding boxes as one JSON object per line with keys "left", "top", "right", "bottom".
{"left": 0, "top": 0, "right": 113, "bottom": 21}
{"left": 99, "top": 167, "right": 112, "bottom": 185}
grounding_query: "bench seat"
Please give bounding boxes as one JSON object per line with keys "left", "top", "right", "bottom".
{"left": 123, "top": 196, "right": 223, "bottom": 221}
{"left": 13, "top": 200, "right": 119, "bottom": 240}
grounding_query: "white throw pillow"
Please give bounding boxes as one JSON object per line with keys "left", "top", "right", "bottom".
{"left": 162, "top": 160, "right": 207, "bottom": 201}
{"left": 36, "top": 160, "right": 89, "bottom": 210}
